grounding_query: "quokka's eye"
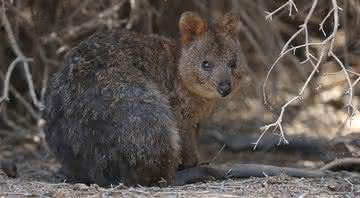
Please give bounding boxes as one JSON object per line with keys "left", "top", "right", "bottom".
{"left": 228, "top": 61, "right": 237, "bottom": 69}
{"left": 201, "top": 60, "right": 211, "bottom": 70}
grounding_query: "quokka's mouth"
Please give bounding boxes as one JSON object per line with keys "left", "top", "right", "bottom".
{"left": 218, "top": 89, "right": 231, "bottom": 97}
{"left": 217, "top": 81, "right": 232, "bottom": 97}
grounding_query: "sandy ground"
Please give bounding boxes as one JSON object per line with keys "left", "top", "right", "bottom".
{"left": 0, "top": 139, "right": 359, "bottom": 198}
{"left": 1, "top": 86, "right": 360, "bottom": 197}
{"left": 1, "top": 175, "right": 360, "bottom": 198}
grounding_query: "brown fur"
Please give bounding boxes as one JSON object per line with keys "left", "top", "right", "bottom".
{"left": 179, "top": 12, "right": 208, "bottom": 45}
{"left": 44, "top": 12, "right": 245, "bottom": 186}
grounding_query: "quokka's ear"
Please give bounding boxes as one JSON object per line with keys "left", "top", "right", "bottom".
{"left": 221, "top": 12, "right": 243, "bottom": 37}
{"left": 179, "top": 11, "right": 208, "bottom": 45}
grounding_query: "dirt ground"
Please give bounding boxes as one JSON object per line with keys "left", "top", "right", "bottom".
{"left": 1, "top": 131, "right": 360, "bottom": 197}
{"left": 2, "top": 173, "right": 360, "bottom": 197}
{"left": 1, "top": 90, "right": 360, "bottom": 197}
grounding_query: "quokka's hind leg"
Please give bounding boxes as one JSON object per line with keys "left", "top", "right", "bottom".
{"left": 85, "top": 91, "right": 181, "bottom": 186}
{"left": 45, "top": 78, "right": 180, "bottom": 186}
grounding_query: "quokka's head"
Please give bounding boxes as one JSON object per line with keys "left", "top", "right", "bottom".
{"left": 178, "top": 11, "right": 245, "bottom": 99}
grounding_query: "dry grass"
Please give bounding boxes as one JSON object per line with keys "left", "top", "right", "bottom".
{"left": 1, "top": 174, "right": 359, "bottom": 197}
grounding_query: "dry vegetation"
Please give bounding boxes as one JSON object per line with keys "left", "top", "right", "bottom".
{"left": 1, "top": 0, "right": 360, "bottom": 197}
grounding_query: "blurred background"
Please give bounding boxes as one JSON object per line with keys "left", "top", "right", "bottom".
{"left": 0, "top": 0, "right": 360, "bottom": 181}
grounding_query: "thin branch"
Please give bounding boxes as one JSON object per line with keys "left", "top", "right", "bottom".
{"left": 41, "top": 0, "right": 127, "bottom": 43}
{"left": 265, "top": 0, "right": 298, "bottom": 21}
{"left": 330, "top": 51, "right": 354, "bottom": 115}
{"left": 0, "top": 1, "right": 43, "bottom": 109}
{"left": 329, "top": 0, "right": 341, "bottom": 54}
{"left": 254, "top": 49, "right": 326, "bottom": 150}
{"left": 319, "top": 8, "right": 335, "bottom": 36}
{"left": 257, "top": 0, "right": 351, "bottom": 149}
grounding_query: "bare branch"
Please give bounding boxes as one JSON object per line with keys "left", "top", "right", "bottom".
{"left": 265, "top": 0, "right": 298, "bottom": 21}
{"left": 0, "top": 1, "right": 43, "bottom": 109}
{"left": 257, "top": 0, "right": 352, "bottom": 149}
{"left": 41, "top": 0, "right": 127, "bottom": 43}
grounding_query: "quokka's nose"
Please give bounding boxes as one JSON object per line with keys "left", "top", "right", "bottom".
{"left": 217, "top": 80, "right": 232, "bottom": 97}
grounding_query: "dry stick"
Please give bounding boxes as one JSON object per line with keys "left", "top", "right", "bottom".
{"left": 320, "top": 158, "right": 360, "bottom": 171}
{"left": 329, "top": 0, "right": 354, "bottom": 113}
{"left": 209, "top": 144, "right": 226, "bottom": 164}
{"left": 255, "top": 48, "right": 326, "bottom": 150}
{"left": 350, "top": 73, "right": 360, "bottom": 89}
{"left": 260, "top": 2, "right": 298, "bottom": 103}
{"left": 331, "top": 52, "right": 356, "bottom": 135}
{"left": 9, "top": 6, "right": 55, "bottom": 106}
{"left": 0, "top": 1, "right": 42, "bottom": 109}
{"left": 256, "top": 0, "right": 353, "bottom": 150}
{"left": 325, "top": 66, "right": 360, "bottom": 135}
{"left": 301, "top": 0, "right": 318, "bottom": 62}
{"left": 329, "top": 0, "right": 356, "bottom": 130}
{"left": 1, "top": 105, "right": 29, "bottom": 133}
{"left": 320, "top": 8, "right": 336, "bottom": 36}
{"left": 8, "top": 110, "right": 34, "bottom": 129}
{"left": 8, "top": 85, "right": 40, "bottom": 120}
{"left": 263, "top": 0, "right": 319, "bottom": 99}
{"left": 173, "top": 157, "right": 360, "bottom": 186}
{"left": 270, "top": 21, "right": 307, "bottom": 81}
{"left": 264, "top": 0, "right": 298, "bottom": 21}
{"left": 67, "top": 0, "right": 94, "bottom": 23}
{"left": 329, "top": 0, "right": 342, "bottom": 55}
{"left": 41, "top": 0, "right": 127, "bottom": 43}
{"left": 316, "top": 70, "right": 360, "bottom": 97}
{"left": 343, "top": 0, "right": 349, "bottom": 69}
{"left": 40, "top": 65, "right": 48, "bottom": 104}
{"left": 274, "top": 0, "right": 318, "bottom": 64}
{"left": 6, "top": 4, "right": 58, "bottom": 119}
{"left": 0, "top": 57, "right": 23, "bottom": 100}
{"left": 0, "top": 69, "right": 40, "bottom": 120}
{"left": 331, "top": 52, "right": 354, "bottom": 113}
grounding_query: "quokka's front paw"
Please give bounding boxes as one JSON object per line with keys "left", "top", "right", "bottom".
{"left": 179, "top": 152, "right": 199, "bottom": 170}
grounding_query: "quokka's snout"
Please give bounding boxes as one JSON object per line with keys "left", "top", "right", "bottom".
{"left": 217, "top": 80, "right": 232, "bottom": 97}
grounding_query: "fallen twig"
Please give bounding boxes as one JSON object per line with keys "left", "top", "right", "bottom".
{"left": 0, "top": 0, "right": 42, "bottom": 109}
{"left": 173, "top": 157, "right": 360, "bottom": 186}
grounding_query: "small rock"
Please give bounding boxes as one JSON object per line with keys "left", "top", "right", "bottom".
{"left": 73, "top": 183, "right": 89, "bottom": 191}
{"left": 0, "top": 160, "right": 17, "bottom": 178}
{"left": 0, "top": 169, "right": 8, "bottom": 181}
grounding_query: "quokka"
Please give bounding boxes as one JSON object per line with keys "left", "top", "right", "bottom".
{"left": 44, "top": 11, "right": 245, "bottom": 186}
